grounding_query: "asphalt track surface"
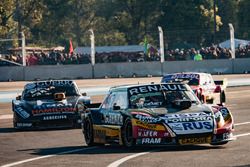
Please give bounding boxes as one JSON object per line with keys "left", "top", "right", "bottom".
{"left": 1, "top": 77, "right": 250, "bottom": 167}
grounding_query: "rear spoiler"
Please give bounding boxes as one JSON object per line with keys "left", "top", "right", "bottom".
{"left": 85, "top": 103, "right": 102, "bottom": 109}
{"left": 214, "top": 78, "right": 228, "bottom": 89}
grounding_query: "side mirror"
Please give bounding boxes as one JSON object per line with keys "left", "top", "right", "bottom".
{"left": 54, "top": 92, "right": 66, "bottom": 101}
{"left": 179, "top": 100, "right": 192, "bottom": 110}
{"left": 113, "top": 105, "right": 121, "bottom": 110}
{"left": 173, "top": 100, "right": 192, "bottom": 110}
{"left": 16, "top": 95, "right": 21, "bottom": 100}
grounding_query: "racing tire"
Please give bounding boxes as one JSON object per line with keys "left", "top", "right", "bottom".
{"left": 121, "top": 118, "right": 135, "bottom": 148}
{"left": 13, "top": 113, "right": 18, "bottom": 128}
{"left": 83, "top": 117, "right": 95, "bottom": 146}
{"left": 220, "top": 91, "right": 226, "bottom": 104}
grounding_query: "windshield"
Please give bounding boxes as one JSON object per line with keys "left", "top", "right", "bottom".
{"left": 128, "top": 84, "right": 199, "bottom": 109}
{"left": 186, "top": 78, "right": 199, "bottom": 86}
{"left": 23, "top": 85, "right": 79, "bottom": 100}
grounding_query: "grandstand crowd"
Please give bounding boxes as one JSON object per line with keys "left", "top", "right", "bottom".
{"left": 1, "top": 44, "right": 250, "bottom": 66}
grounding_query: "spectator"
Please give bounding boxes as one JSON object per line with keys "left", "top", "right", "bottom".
{"left": 193, "top": 51, "right": 203, "bottom": 61}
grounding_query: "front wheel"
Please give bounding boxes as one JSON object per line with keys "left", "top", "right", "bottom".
{"left": 83, "top": 117, "right": 95, "bottom": 146}
{"left": 13, "top": 113, "right": 18, "bottom": 128}
{"left": 121, "top": 118, "right": 135, "bottom": 147}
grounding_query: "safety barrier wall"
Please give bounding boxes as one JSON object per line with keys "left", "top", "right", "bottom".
{"left": 163, "top": 59, "right": 233, "bottom": 74}
{"left": 232, "top": 58, "right": 250, "bottom": 73}
{"left": 0, "top": 66, "right": 25, "bottom": 81}
{"left": 94, "top": 61, "right": 162, "bottom": 78}
{"left": 0, "top": 59, "right": 249, "bottom": 81}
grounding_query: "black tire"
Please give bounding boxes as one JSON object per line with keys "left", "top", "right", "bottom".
{"left": 220, "top": 91, "right": 226, "bottom": 104}
{"left": 83, "top": 117, "right": 95, "bottom": 146}
{"left": 121, "top": 118, "right": 135, "bottom": 147}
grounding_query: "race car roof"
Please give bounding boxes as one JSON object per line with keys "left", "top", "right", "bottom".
{"left": 24, "top": 80, "right": 76, "bottom": 90}
{"left": 110, "top": 83, "right": 191, "bottom": 93}
{"left": 163, "top": 72, "right": 205, "bottom": 76}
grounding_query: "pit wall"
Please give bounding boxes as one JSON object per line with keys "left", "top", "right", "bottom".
{"left": 0, "top": 58, "right": 250, "bottom": 81}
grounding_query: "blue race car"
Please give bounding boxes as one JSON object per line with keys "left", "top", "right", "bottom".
{"left": 12, "top": 80, "right": 90, "bottom": 129}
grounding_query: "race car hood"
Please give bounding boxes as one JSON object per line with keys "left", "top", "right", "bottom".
{"left": 131, "top": 104, "right": 214, "bottom": 135}
{"left": 15, "top": 96, "right": 81, "bottom": 116}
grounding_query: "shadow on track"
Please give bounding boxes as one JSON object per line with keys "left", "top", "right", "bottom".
{"left": 0, "top": 127, "right": 78, "bottom": 133}
{"left": 17, "top": 144, "right": 225, "bottom": 156}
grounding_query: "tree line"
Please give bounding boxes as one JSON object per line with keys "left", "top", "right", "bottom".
{"left": 0, "top": 0, "right": 249, "bottom": 50}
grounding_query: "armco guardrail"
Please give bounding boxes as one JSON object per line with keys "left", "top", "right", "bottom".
{"left": 1, "top": 58, "right": 250, "bottom": 81}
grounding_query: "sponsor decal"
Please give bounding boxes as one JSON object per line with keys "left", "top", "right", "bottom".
{"left": 134, "top": 114, "right": 161, "bottom": 123}
{"left": 15, "top": 106, "right": 30, "bottom": 119}
{"left": 170, "top": 73, "right": 200, "bottom": 79}
{"left": 33, "top": 103, "right": 73, "bottom": 110}
{"left": 32, "top": 103, "right": 76, "bottom": 115}
{"left": 220, "top": 108, "right": 230, "bottom": 118}
{"left": 103, "top": 113, "right": 123, "bottom": 125}
{"left": 128, "top": 84, "right": 187, "bottom": 96}
{"left": 17, "top": 123, "right": 32, "bottom": 127}
{"left": 182, "top": 122, "right": 213, "bottom": 130}
{"left": 93, "top": 125, "right": 120, "bottom": 143}
{"left": 138, "top": 129, "right": 158, "bottom": 137}
{"left": 164, "top": 112, "right": 212, "bottom": 119}
{"left": 167, "top": 116, "right": 212, "bottom": 123}
{"left": 25, "top": 81, "right": 75, "bottom": 90}
{"left": 179, "top": 136, "right": 211, "bottom": 145}
{"left": 43, "top": 115, "right": 67, "bottom": 120}
{"left": 132, "top": 119, "right": 165, "bottom": 131}
{"left": 143, "top": 101, "right": 163, "bottom": 107}
{"left": 169, "top": 123, "right": 184, "bottom": 131}
{"left": 168, "top": 121, "right": 214, "bottom": 134}
{"left": 134, "top": 127, "right": 170, "bottom": 138}
{"left": 141, "top": 138, "right": 161, "bottom": 144}
{"left": 94, "top": 129, "right": 106, "bottom": 138}
{"left": 36, "top": 100, "right": 68, "bottom": 106}
{"left": 32, "top": 107, "right": 76, "bottom": 115}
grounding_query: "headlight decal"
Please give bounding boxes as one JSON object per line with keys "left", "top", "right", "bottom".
{"left": 15, "top": 106, "right": 30, "bottom": 119}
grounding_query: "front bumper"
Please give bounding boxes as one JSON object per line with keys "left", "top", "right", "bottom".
{"left": 210, "top": 132, "right": 236, "bottom": 145}
{"left": 134, "top": 132, "right": 235, "bottom": 146}
{"left": 13, "top": 114, "right": 81, "bottom": 129}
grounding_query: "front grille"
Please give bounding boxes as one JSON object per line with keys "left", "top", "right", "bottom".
{"left": 34, "top": 119, "right": 74, "bottom": 128}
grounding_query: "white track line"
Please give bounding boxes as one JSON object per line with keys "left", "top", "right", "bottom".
{"left": 107, "top": 150, "right": 158, "bottom": 167}
{"left": 0, "top": 122, "right": 249, "bottom": 167}
{"left": 235, "top": 122, "right": 250, "bottom": 126}
{"left": 234, "top": 133, "right": 250, "bottom": 138}
{"left": 107, "top": 131, "right": 250, "bottom": 167}
{"left": 1, "top": 146, "right": 97, "bottom": 167}
{"left": 0, "top": 114, "right": 12, "bottom": 120}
